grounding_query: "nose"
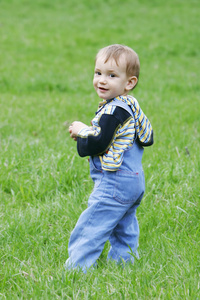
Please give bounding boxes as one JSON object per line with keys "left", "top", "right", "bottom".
{"left": 99, "top": 75, "right": 107, "bottom": 84}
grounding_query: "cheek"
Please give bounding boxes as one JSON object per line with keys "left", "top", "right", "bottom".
{"left": 93, "top": 78, "right": 97, "bottom": 88}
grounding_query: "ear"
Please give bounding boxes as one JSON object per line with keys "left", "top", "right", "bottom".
{"left": 126, "top": 76, "right": 138, "bottom": 91}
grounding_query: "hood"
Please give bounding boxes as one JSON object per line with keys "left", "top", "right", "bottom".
{"left": 115, "top": 95, "right": 154, "bottom": 146}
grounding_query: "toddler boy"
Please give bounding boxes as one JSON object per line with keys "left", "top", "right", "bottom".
{"left": 65, "top": 44, "right": 153, "bottom": 273}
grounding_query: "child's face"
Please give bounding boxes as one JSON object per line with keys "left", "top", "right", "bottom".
{"left": 93, "top": 54, "right": 133, "bottom": 100}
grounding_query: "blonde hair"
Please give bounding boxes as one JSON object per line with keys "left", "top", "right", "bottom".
{"left": 96, "top": 44, "right": 140, "bottom": 79}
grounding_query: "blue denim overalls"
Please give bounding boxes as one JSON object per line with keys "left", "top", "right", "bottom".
{"left": 65, "top": 100, "right": 145, "bottom": 273}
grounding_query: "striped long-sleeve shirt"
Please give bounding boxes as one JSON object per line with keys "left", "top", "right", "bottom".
{"left": 77, "top": 95, "right": 153, "bottom": 171}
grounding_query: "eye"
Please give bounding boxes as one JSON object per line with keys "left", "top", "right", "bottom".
{"left": 95, "top": 71, "right": 101, "bottom": 76}
{"left": 109, "top": 74, "right": 116, "bottom": 78}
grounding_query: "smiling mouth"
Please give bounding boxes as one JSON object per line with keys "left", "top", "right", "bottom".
{"left": 98, "top": 87, "right": 108, "bottom": 91}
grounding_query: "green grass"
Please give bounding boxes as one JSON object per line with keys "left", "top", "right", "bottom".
{"left": 0, "top": 0, "right": 199, "bottom": 298}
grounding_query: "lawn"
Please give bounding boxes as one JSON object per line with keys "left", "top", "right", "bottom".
{"left": 0, "top": 0, "right": 199, "bottom": 298}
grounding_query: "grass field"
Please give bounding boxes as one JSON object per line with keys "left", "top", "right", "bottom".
{"left": 0, "top": 0, "right": 199, "bottom": 298}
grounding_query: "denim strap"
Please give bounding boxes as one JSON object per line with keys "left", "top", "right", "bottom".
{"left": 107, "top": 98, "right": 134, "bottom": 118}
{"left": 107, "top": 99, "right": 137, "bottom": 139}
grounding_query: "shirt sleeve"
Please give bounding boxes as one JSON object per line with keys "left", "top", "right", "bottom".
{"left": 77, "top": 107, "right": 131, "bottom": 157}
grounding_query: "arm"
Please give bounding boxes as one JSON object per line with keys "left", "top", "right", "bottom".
{"left": 77, "top": 114, "right": 121, "bottom": 157}
{"left": 68, "top": 107, "right": 132, "bottom": 157}
{"left": 75, "top": 107, "right": 132, "bottom": 157}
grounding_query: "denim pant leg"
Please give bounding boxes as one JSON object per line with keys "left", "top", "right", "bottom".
{"left": 65, "top": 171, "right": 135, "bottom": 273}
{"left": 107, "top": 202, "right": 141, "bottom": 263}
{"left": 107, "top": 170, "right": 145, "bottom": 264}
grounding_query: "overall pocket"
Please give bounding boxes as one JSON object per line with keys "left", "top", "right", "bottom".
{"left": 113, "top": 170, "right": 144, "bottom": 204}
{"left": 89, "top": 157, "right": 103, "bottom": 189}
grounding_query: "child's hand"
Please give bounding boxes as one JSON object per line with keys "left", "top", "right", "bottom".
{"left": 69, "top": 121, "right": 88, "bottom": 141}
